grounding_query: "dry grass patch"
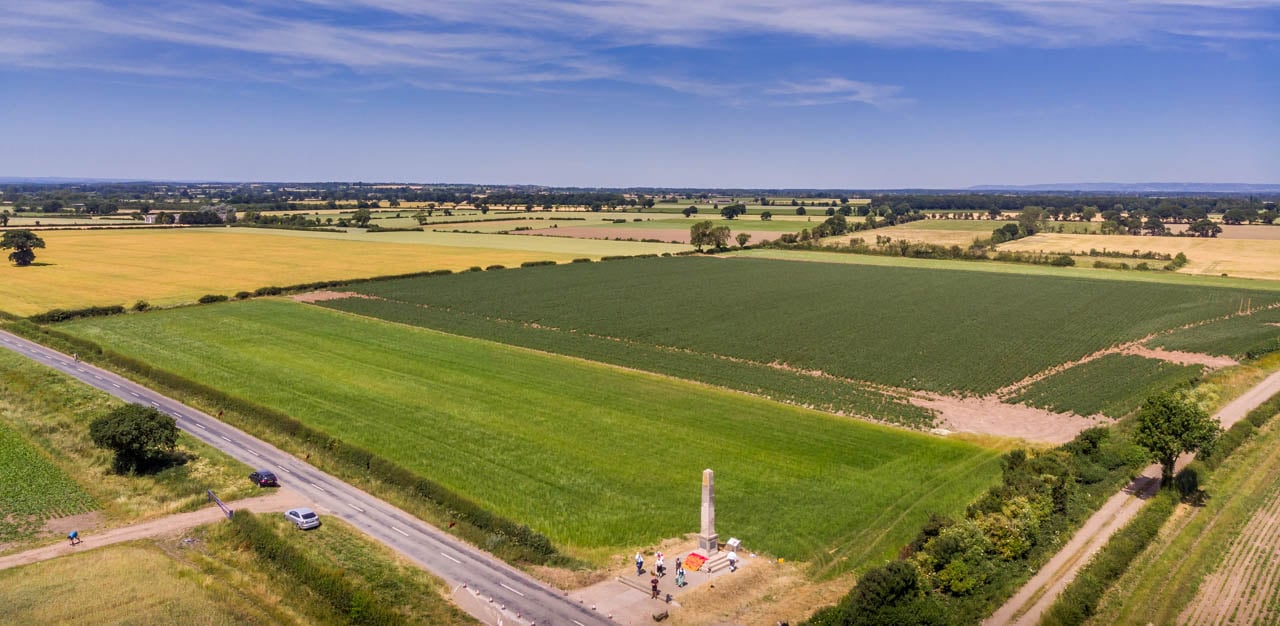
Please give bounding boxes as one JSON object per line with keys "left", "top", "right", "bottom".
{"left": 998, "top": 233, "right": 1280, "bottom": 281}
{"left": 0, "top": 228, "right": 595, "bottom": 314}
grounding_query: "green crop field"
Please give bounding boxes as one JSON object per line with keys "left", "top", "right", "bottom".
{"left": 321, "top": 295, "right": 936, "bottom": 426}
{"left": 0, "top": 421, "right": 96, "bottom": 543}
{"left": 1148, "top": 307, "right": 1280, "bottom": 357}
{"left": 331, "top": 256, "right": 1275, "bottom": 395}
{"left": 1009, "top": 354, "right": 1204, "bottom": 419}
{"left": 62, "top": 300, "right": 1003, "bottom": 569}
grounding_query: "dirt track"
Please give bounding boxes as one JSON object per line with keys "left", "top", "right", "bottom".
{"left": 0, "top": 489, "right": 307, "bottom": 571}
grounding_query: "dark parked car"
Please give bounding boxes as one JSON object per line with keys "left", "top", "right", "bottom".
{"left": 249, "top": 470, "right": 278, "bottom": 487}
{"left": 285, "top": 507, "right": 321, "bottom": 530}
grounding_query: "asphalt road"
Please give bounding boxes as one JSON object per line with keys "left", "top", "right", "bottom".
{"left": 0, "top": 329, "right": 609, "bottom": 626}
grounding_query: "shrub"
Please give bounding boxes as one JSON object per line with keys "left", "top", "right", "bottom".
{"left": 520, "top": 260, "right": 557, "bottom": 267}
{"left": 89, "top": 404, "right": 179, "bottom": 474}
{"left": 198, "top": 294, "right": 229, "bottom": 304}
{"left": 1050, "top": 255, "right": 1075, "bottom": 267}
{"left": 131, "top": 300, "right": 151, "bottom": 312}
{"left": 571, "top": 258, "right": 592, "bottom": 263}
{"left": 468, "top": 266, "right": 484, "bottom": 272}
{"left": 234, "top": 291, "right": 252, "bottom": 300}
{"left": 29, "top": 305, "right": 126, "bottom": 324}
{"left": 484, "top": 264, "right": 505, "bottom": 271}
{"left": 430, "top": 269, "right": 453, "bottom": 276}
{"left": 254, "top": 286, "right": 284, "bottom": 296}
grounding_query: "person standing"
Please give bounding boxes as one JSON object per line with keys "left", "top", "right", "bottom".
{"left": 656, "top": 552, "right": 666, "bottom": 577}
{"left": 650, "top": 577, "right": 660, "bottom": 599}
{"left": 728, "top": 549, "right": 739, "bottom": 572}
{"left": 635, "top": 551, "right": 644, "bottom": 575}
{"left": 675, "top": 566, "right": 686, "bottom": 588}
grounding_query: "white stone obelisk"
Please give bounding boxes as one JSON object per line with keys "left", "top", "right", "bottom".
{"left": 698, "top": 468, "right": 719, "bottom": 552}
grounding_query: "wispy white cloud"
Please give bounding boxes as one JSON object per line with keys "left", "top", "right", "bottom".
{"left": 765, "top": 78, "right": 910, "bottom": 108}
{"left": 1, "top": 0, "right": 1275, "bottom": 103}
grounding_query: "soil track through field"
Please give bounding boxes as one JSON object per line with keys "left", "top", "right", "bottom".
{"left": 994, "top": 302, "right": 1280, "bottom": 399}
{"left": 0, "top": 488, "right": 307, "bottom": 571}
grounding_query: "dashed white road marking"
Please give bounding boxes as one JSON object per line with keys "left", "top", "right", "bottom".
{"left": 276, "top": 465, "right": 292, "bottom": 473}
{"left": 572, "top": 620, "right": 587, "bottom": 626}
{"left": 441, "top": 552, "right": 462, "bottom": 564}
{"left": 347, "top": 503, "right": 365, "bottom": 513}
{"left": 310, "top": 482, "right": 326, "bottom": 492}
{"left": 391, "top": 526, "right": 410, "bottom": 537}
{"left": 195, "top": 423, "right": 206, "bottom": 430}
{"left": 111, "top": 383, "right": 121, "bottom": 388}
{"left": 220, "top": 435, "right": 232, "bottom": 442}
{"left": 247, "top": 449, "right": 261, "bottom": 457}
{"left": 500, "top": 583, "right": 526, "bottom": 597}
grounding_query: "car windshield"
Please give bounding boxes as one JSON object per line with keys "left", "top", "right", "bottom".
{"left": 260, "top": 472, "right": 276, "bottom": 479}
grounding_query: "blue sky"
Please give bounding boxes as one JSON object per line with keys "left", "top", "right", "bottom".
{"left": 1, "top": 1, "right": 1277, "bottom": 187}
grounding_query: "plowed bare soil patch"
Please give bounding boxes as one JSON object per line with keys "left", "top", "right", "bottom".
{"left": 1180, "top": 481, "right": 1280, "bottom": 625}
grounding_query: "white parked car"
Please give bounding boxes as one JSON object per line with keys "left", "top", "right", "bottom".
{"left": 284, "top": 507, "right": 321, "bottom": 530}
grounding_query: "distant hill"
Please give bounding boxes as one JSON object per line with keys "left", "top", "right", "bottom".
{"left": 969, "top": 182, "right": 1280, "bottom": 194}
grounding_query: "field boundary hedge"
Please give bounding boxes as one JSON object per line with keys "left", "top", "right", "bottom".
{"left": 2, "top": 320, "right": 562, "bottom": 565}
{"left": 1040, "top": 388, "right": 1280, "bottom": 626}
{"left": 226, "top": 512, "right": 404, "bottom": 625}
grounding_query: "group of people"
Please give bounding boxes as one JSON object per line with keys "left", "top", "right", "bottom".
{"left": 635, "top": 551, "right": 688, "bottom": 597}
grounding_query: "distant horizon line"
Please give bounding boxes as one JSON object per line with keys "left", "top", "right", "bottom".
{"left": 1, "top": 177, "right": 1278, "bottom": 194}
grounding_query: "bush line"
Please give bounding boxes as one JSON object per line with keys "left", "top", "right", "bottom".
{"left": 226, "top": 512, "right": 404, "bottom": 625}
{"left": 2, "top": 320, "right": 561, "bottom": 564}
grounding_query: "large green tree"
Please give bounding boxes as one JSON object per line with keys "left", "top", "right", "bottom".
{"left": 1134, "top": 392, "right": 1220, "bottom": 484}
{"left": 89, "top": 404, "right": 179, "bottom": 473}
{"left": 1, "top": 229, "right": 46, "bottom": 266}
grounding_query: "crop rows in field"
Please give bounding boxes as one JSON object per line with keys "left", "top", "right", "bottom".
{"left": 0, "top": 422, "right": 97, "bottom": 542}
{"left": 320, "top": 296, "right": 937, "bottom": 426}
{"left": 1179, "top": 479, "right": 1280, "bottom": 625}
{"left": 1148, "top": 306, "right": 1280, "bottom": 358}
{"left": 61, "top": 300, "right": 1002, "bottom": 566}
{"left": 340, "top": 256, "right": 1274, "bottom": 395}
{"left": 1009, "top": 354, "right": 1203, "bottom": 419}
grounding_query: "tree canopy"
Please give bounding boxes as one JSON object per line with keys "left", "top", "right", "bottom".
{"left": 89, "top": 404, "right": 180, "bottom": 474}
{"left": 1134, "top": 392, "right": 1220, "bottom": 483}
{"left": 1, "top": 229, "right": 46, "bottom": 266}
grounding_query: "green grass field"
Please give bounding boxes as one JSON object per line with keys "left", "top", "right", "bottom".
{"left": 1009, "top": 354, "right": 1204, "bottom": 419}
{"left": 0, "top": 421, "right": 96, "bottom": 543}
{"left": 1148, "top": 306, "right": 1280, "bottom": 357}
{"left": 334, "top": 256, "right": 1274, "bottom": 395}
{"left": 62, "top": 300, "right": 1003, "bottom": 568}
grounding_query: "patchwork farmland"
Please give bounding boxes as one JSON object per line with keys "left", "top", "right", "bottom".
{"left": 320, "top": 256, "right": 1278, "bottom": 421}
{"left": 61, "top": 299, "right": 1004, "bottom": 569}
{"left": 0, "top": 227, "right": 686, "bottom": 315}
